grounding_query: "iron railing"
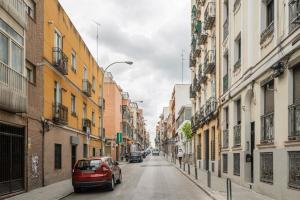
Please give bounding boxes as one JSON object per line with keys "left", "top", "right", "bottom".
{"left": 204, "top": 2, "right": 216, "bottom": 30}
{"left": 289, "top": 0, "right": 300, "bottom": 32}
{"left": 82, "top": 79, "right": 92, "bottom": 97}
{"left": 205, "top": 97, "right": 217, "bottom": 118}
{"left": 260, "top": 152, "right": 273, "bottom": 183}
{"left": 52, "top": 103, "right": 68, "bottom": 124}
{"left": 198, "top": 25, "right": 208, "bottom": 45}
{"left": 261, "top": 112, "right": 274, "bottom": 144}
{"left": 203, "top": 50, "right": 216, "bottom": 74}
{"left": 223, "top": 18, "right": 229, "bottom": 41}
{"left": 223, "top": 129, "right": 229, "bottom": 148}
{"left": 288, "top": 151, "right": 300, "bottom": 189}
{"left": 233, "top": 124, "right": 241, "bottom": 146}
{"left": 0, "top": 61, "right": 27, "bottom": 113}
{"left": 289, "top": 103, "right": 300, "bottom": 140}
{"left": 0, "top": 0, "right": 27, "bottom": 26}
{"left": 223, "top": 74, "right": 229, "bottom": 93}
{"left": 260, "top": 21, "right": 274, "bottom": 44}
{"left": 52, "top": 47, "right": 68, "bottom": 75}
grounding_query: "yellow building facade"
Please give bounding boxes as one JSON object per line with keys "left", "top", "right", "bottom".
{"left": 41, "top": 0, "right": 104, "bottom": 185}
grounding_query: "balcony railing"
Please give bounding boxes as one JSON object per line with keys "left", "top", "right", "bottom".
{"left": 223, "top": 18, "right": 229, "bottom": 41}
{"left": 52, "top": 47, "right": 68, "bottom": 75}
{"left": 190, "top": 85, "right": 196, "bottom": 99}
{"left": 205, "top": 97, "right": 217, "bottom": 118}
{"left": 52, "top": 103, "right": 68, "bottom": 124}
{"left": 0, "top": 61, "right": 27, "bottom": 113}
{"left": 223, "top": 129, "right": 229, "bottom": 148}
{"left": 223, "top": 74, "right": 229, "bottom": 93}
{"left": 203, "top": 50, "right": 216, "bottom": 74}
{"left": 0, "top": 0, "right": 27, "bottom": 27}
{"left": 82, "top": 79, "right": 92, "bottom": 97}
{"left": 260, "top": 21, "right": 274, "bottom": 44}
{"left": 204, "top": 2, "right": 216, "bottom": 30}
{"left": 261, "top": 112, "right": 274, "bottom": 144}
{"left": 289, "top": 0, "right": 300, "bottom": 32}
{"left": 289, "top": 103, "right": 300, "bottom": 140}
{"left": 233, "top": 124, "right": 241, "bottom": 146}
{"left": 82, "top": 118, "right": 92, "bottom": 132}
{"left": 200, "top": 0, "right": 206, "bottom": 6}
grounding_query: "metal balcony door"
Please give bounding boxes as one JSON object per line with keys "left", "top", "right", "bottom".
{"left": 0, "top": 123, "right": 25, "bottom": 196}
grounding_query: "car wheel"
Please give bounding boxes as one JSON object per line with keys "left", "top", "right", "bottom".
{"left": 73, "top": 187, "right": 81, "bottom": 193}
{"left": 109, "top": 177, "right": 115, "bottom": 191}
{"left": 117, "top": 172, "right": 122, "bottom": 184}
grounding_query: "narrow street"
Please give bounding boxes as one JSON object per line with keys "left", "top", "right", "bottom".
{"left": 63, "top": 156, "right": 211, "bottom": 200}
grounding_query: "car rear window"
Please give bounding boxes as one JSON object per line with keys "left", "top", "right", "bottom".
{"left": 75, "top": 160, "right": 102, "bottom": 171}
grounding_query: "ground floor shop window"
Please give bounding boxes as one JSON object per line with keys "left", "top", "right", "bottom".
{"left": 55, "top": 144, "right": 62, "bottom": 169}
{"left": 223, "top": 154, "right": 228, "bottom": 173}
{"left": 260, "top": 152, "right": 273, "bottom": 184}
{"left": 289, "top": 151, "right": 300, "bottom": 189}
{"left": 233, "top": 153, "right": 240, "bottom": 176}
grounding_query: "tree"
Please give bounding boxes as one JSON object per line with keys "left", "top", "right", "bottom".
{"left": 181, "top": 121, "right": 192, "bottom": 140}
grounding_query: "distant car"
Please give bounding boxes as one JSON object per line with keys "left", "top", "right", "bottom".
{"left": 152, "top": 149, "right": 159, "bottom": 156}
{"left": 128, "top": 151, "right": 143, "bottom": 163}
{"left": 72, "top": 157, "right": 122, "bottom": 192}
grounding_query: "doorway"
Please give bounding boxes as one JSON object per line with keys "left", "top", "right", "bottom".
{"left": 205, "top": 130, "right": 209, "bottom": 170}
{"left": 250, "top": 122, "right": 255, "bottom": 183}
{"left": 71, "top": 145, "right": 77, "bottom": 170}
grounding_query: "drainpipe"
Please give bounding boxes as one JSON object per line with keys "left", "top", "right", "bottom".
{"left": 41, "top": 120, "right": 45, "bottom": 187}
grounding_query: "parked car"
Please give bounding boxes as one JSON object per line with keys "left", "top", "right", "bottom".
{"left": 72, "top": 157, "right": 122, "bottom": 192}
{"left": 141, "top": 151, "right": 146, "bottom": 158}
{"left": 128, "top": 151, "right": 143, "bottom": 163}
{"left": 152, "top": 149, "right": 159, "bottom": 156}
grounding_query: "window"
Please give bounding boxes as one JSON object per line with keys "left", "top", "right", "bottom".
{"left": 92, "top": 111, "right": 95, "bottom": 126}
{"left": 0, "top": 32, "right": 8, "bottom": 64}
{"left": 26, "top": 62, "right": 36, "bottom": 84}
{"left": 71, "top": 94, "right": 76, "bottom": 115}
{"left": 71, "top": 50, "right": 76, "bottom": 72}
{"left": 83, "top": 65, "right": 88, "bottom": 79}
{"left": 266, "top": 0, "right": 274, "bottom": 27}
{"left": 223, "top": 154, "right": 228, "bottom": 173}
{"left": 83, "top": 103, "right": 87, "bottom": 119}
{"left": 92, "top": 76, "right": 96, "bottom": 92}
{"left": 289, "top": 67, "right": 300, "bottom": 140}
{"left": 223, "top": 52, "right": 229, "bottom": 93}
{"left": 25, "top": 0, "right": 36, "bottom": 20}
{"left": 289, "top": 0, "right": 300, "bottom": 32}
{"left": 261, "top": 80, "right": 274, "bottom": 143}
{"left": 288, "top": 151, "right": 300, "bottom": 189}
{"left": 211, "top": 127, "right": 215, "bottom": 161}
{"left": 11, "top": 42, "right": 23, "bottom": 73}
{"left": 93, "top": 148, "right": 96, "bottom": 157}
{"left": 236, "top": 99, "right": 241, "bottom": 124}
{"left": 54, "top": 82, "right": 61, "bottom": 104}
{"left": 83, "top": 144, "right": 88, "bottom": 158}
{"left": 260, "top": 152, "right": 273, "bottom": 184}
{"left": 54, "top": 144, "right": 62, "bottom": 169}
{"left": 233, "top": 153, "right": 240, "bottom": 176}
{"left": 234, "top": 99, "right": 241, "bottom": 146}
{"left": 234, "top": 34, "right": 241, "bottom": 71}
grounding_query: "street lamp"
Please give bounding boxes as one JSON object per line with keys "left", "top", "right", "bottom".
{"left": 101, "top": 61, "right": 133, "bottom": 156}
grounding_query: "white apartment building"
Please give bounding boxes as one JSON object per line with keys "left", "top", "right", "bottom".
{"left": 219, "top": 0, "right": 300, "bottom": 199}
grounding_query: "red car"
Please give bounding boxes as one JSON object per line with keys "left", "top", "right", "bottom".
{"left": 72, "top": 157, "right": 122, "bottom": 192}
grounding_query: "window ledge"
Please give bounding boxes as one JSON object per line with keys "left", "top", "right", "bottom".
{"left": 284, "top": 140, "right": 300, "bottom": 147}
{"left": 260, "top": 22, "right": 274, "bottom": 46}
{"left": 71, "top": 112, "right": 77, "bottom": 117}
{"left": 256, "top": 143, "right": 276, "bottom": 149}
{"left": 232, "top": 146, "right": 242, "bottom": 151}
{"left": 221, "top": 147, "right": 230, "bottom": 152}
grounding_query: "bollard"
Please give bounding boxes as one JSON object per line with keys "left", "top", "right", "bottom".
{"left": 207, "top": 171, "right": 211, "bottom": 188}
{"left": 227, "top": 178, "right": 232, "bottom": 200}
{"left": 195, "top": 166, "right": 198, "bottom": 180}
{"left": 188, "top": 164, "right": 190, "bottom": 175}
{"left": 183, "top": 162, "right": 186, "bottom": 171}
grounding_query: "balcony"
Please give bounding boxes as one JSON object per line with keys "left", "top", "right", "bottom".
{"left": 289, "top": 0, "right": 300, "bottom": 32}
{"left": 190, "top": 85, "right": 196, "bottom": 99}
{"left": 52, "top": 47, "right": 68, "bottom": 75}
{"left": 82, "top": 79, "right": 92, "bottom": 97}
{"left": 52, "top": 103, "right": 68, "bottom": 125}
{"left": 223, "top": 19, "right": 229, "bottom": 41}
{"left": 82, "top": 118, "right": 92, "bottom": 132}
{"left": 98, "top": 97, "right": 105, "bottom": 110}
{"left": 223, "top": 129, "right": 229, "bottom": 148}
{"left": 223, "top": 74, "right": 229, "bottom": 93}
{"left": 289, "top": 103, "right": 300, "bottom": 140}
{"left": 203, "top": 50, "right": 216, "bottom": 74}
{"left": 0, "top": 0, "right": 27, "bottom": 27}
{"left": 200, "top": 0, "right": 206, "bottom": 6}
{"left": 204, "top": 97, "right": 217, "bottom": 119}
{"left": 261, "top": 112, "right": 274, "bottom": 144}
{"left": 190, "top": 54, "right": 196, "bottom": 68}
{"left": 198, "top": 25, "right": 208, "bottom": 45}
{"left": 198, "top": 71, "right": 207, "bottom": 84}
{"left": 260, "top": 22, "right": 274, "bottom": 45}
{"left": 204, "top": 2, "right": 216, "bottom": 30}
{"left": 194, "top": 40, "right": 201, "bottom": 57}
{"left": 233, "top": 124, "right": 241, "bottom": 147}
{"left": 0, "top": 61, "right": 27, "bottom": 113}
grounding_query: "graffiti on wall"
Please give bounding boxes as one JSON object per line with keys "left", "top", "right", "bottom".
{"left": 32, "top": 154, "right": 39, "bottom": 178}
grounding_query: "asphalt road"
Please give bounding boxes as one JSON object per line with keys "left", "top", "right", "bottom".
{"left": 63, "top": 156, "right": 211, "bottom": 200}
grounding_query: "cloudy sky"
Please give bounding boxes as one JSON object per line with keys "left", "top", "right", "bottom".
{"left": 59, "top": 0, "right": 191, "bottom": 145}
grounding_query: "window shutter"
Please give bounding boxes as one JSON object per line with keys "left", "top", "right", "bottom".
{"left": 264, "top": 80, "right": 274, "bottom": 114}
{"left": 293, "top": 66, "right": 300, "bottom": 104}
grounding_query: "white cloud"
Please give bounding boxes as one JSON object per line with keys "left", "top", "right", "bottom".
{"left": 59, "top": 0, "right": 191, "bottom": 145}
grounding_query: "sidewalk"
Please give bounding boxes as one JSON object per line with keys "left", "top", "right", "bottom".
{"left": 168, "top": 158, "right": 274, "bottom": 200}
{"left": 7, "top": 161, "right": 128, "bottom": 200}
{"left": 7, "top": 179, "right": 73, "bottom": 200}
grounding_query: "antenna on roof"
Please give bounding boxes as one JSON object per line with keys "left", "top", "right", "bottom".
{"left": 93, "top": 21, "right": 101, "bottom": 65}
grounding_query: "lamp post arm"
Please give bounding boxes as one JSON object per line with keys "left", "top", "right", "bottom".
{"left": 104, "top": 61, "right": 129, "bottom": 72}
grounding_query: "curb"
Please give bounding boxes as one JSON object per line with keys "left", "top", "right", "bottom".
{"left": 173, "top": 164, "right": 217, "bottom": 200}
{"left": 57, "top": 192, "right": 73, "bottom": 200}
